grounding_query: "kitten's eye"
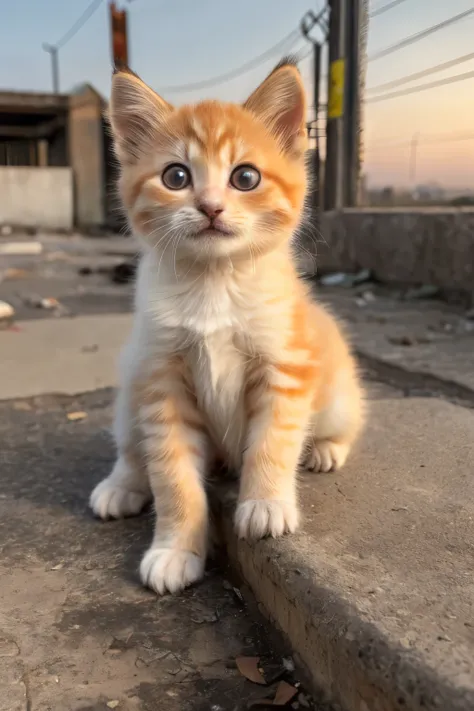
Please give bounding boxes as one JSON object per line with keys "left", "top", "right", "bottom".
{"left": 230, "top": 164, "right": 261, "bottom": 191}
{"left": 162, "top": 164, "right": 191, "bottom": 190}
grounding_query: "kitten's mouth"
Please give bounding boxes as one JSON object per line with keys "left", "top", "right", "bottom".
{"left": 195, "top": 223, "right": 235, "bottom": 238}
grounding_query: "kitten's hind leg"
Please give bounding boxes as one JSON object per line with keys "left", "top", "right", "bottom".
{"left": 301, "top": 370, "right": 364, "bottom": 474}
{"left": 90, "top": 375, "right": 151, "bottom": 520}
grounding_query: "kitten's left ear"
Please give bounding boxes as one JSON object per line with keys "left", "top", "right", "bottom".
{"left": 244, "top": 57, "right": 307, "bottom": 157}
{"left": 109, "top": 68, "right": 173, "bottom": 162}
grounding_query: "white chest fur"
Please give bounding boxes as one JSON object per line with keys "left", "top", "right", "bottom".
{"left": 187, "top": 329, "right": 247, "bottom": 465}
{"left": 145, "top": 258, "right": 255, "bottom": 465}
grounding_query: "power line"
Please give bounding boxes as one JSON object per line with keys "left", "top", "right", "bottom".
{"left": 367, "top": 51, "right": 474, "bottom": 93}
{"left": 367, "top": 69, "right": 474, "bottom": 103}
{"left": 365, "top": 131, "right": 474, "bottom": 149}
{"left": 368, "top": 130, "right": 474, "bottom": 145}
{"left": 54, "top": 0, "right": 104, "bottom": 50}
{"left": 370, "top": 0, "right": 408, "bottom": 19}
{"left": 369, "top": 7, "right": 474, "bottom": 61}
{"left": 158, "top": 28, "right": 302, "bottom": 93}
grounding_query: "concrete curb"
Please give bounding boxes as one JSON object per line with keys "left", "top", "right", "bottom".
{"left": 219, "top": 398, "right": 474, "bottom": 711}
{"left": 222, "top": 523, "right": 474, "bottom": 711}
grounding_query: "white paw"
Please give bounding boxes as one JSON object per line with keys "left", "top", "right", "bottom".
{"left": 235, "top": 499, "right": 299, "bottom": 541}
{"left": 301, "top": 440, "right": 349, "bottom": 473}
{"left": 90, "top": 477, "right": 150, "bottom": 519}
{"left": 140, "top": 547, "right": 205, "bottom": 595}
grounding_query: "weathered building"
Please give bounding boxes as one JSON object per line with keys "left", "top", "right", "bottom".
{"left": 0, "top": 84, "right": 121, "bottom": 232}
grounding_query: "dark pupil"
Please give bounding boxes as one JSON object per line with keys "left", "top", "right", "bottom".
{"left": 238, "top": 170, "right": 254, "bottom": 187}
{"left": 171, "top": 169, "right": 186, "bottom": 186}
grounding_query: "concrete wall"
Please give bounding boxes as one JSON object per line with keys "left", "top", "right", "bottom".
{"left": 298, "top": 208, "right": 474, "bottom": 299}
{"left": 69, "top": 88, "right": 106, "bottom": 228}
{"left": 0, "top": 166, "right": 73, "bottom": 230}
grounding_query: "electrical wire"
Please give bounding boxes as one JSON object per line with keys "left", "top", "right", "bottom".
{"left": 367, "top": 51, "right": 474, "bottom": 93}
{"left": 158, "top": 29, "right": 302, "bottom": 93}
{"left": 54, "top": 0, "right": 104, "bottom": 50}
{"left": 366, "top": 69, "right": 474, "bottom": 103}
{"left": 369, "top": 7, "right": 474, "bottom": 61}
{"left": 370, "top": 0, "right": 408, "bottom": 19}
{"left": 366, "top": 131, "right": 474, "bottom": 149}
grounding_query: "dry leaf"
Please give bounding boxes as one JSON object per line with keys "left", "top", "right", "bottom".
{"left": 247, "top": 681, "right": 298, "bottom": 708}
{"left": 106, "top": 702, "right": 120, "bottom": 709}
{"left": 13, "top": 402, "right": 32, "bottom": 411}
{"left": 236, "top": 656, "right": 266, "bottom": 685}
{"left": 273, "top": 681, "right": 298, "bottom": 705}
{"left": 67, "top": 411, "right": 87, "bottom": 422}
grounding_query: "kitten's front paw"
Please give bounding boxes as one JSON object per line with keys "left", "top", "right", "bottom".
{"left": 235, "top": 499, "right": 299, "bottom": 541}
{"left": 90, "top": 477, "right": 150, "bottom": 520}
{"left": 140, "top": 547, "right": 205, "bottom": 595}
{"left": 301, "top": 439, "right": 349, "bottom": 473}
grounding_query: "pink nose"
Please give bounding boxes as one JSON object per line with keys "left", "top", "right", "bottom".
{"left": 197, "top": 201, "right": 224, "bottom": 219}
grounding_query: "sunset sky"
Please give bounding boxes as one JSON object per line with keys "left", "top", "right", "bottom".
{"left": 1, "top": 0, "right": 473, "bottom": 189}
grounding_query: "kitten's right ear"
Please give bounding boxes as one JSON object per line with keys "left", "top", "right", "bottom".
{"left": 244, "top": 57, "right": 307, "bottom": 157}
{"left": 109, "top": 70, "right": 173, "bottom": 160}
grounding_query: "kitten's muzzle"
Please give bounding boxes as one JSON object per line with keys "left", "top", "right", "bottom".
{"left": 195, "top": 215, "right": 236, "bottom": 237}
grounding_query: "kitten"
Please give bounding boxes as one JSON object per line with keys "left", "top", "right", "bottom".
{"left": 90, "top": 58, "right": 364, "bottom": 595}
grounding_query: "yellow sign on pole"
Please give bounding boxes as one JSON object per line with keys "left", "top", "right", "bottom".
{"left": 328, "top": 59, "right": 345, "bottom": 119}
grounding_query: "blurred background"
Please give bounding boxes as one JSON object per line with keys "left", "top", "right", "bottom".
{"left": 1, "top": 0, "right": 473, "bottom": 235}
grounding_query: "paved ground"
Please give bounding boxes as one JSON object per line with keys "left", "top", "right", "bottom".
{"left": 2, "top": 233, "right": 474, "bottom": 710}
{"left": 1, "top": 390, "right": 319, "bottom": 711}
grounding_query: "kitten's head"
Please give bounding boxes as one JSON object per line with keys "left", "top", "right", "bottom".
{"left": 110, "top": 58, "right": 308, "bottom": 261}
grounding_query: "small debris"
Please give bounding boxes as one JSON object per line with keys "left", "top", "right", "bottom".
{"left": 0, "top": 300, "right": 15, "bottom": 327}
{"left": 13, "top": 402, "right": 32, "bottom": 411}
{"left": 67, "top": 411, "right": 88, "bottom": 422}
{"left": 320, "top": 268, "right": 372, "bottom": 288}
{"left": 236, "top": 656, "right": 266, "bottom": 685}
{"left": 0, "top": 241, "right": 42, "bottom": 255}
{"left": 2, "top": 268, "right": 29, "bottom": 280}
{"left": 81, "top": 344, "right": 99, "bottom": 353}
{"left": 391, "top": 506, "right": 408, "bottom": 512}
{"left": 111, "top": 257, "right": 139, "bottom": 284}
{"left": 39, "top": 297, "right": 59, "bottom": 310}
{"left": 248, "top": 681, "right": 298, "bottom": 707}
{"left": 360, "top": 289, "right": 375, "bottom": 302}
{"left": 319, "top": 272, "right": 347, "bottom": 287}
{"left": 233, "top": 586, "right": 244, "bottom": 603}
{"left": 404, "top": 284, "right": 440, "bottom": 301}
{"left": 297, "top": 692, "right": 311, "bottom": 708}
{"left": 388, "top": 335, "right": 415, "bottom": 347}
{"left": 50, "top": 563, "right": 63, "bottom": 571}
{"left": 106, "top": 702, "right": 120, "bottom": 709}
{"left": 23, "top": 295, "right": 67, "bottom": 315}
{"left": 274, "top": 682, "right": 298, "bottom": 706}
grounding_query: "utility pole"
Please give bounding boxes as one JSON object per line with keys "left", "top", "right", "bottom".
{"left": 324, "top": 0, "right": 347, "bottom": 211}
{"left": 344, "top": 0, "right": 369, "bottom": 206}
{"left": 43, "top": 44, "right": 60, "bottom": 93}
{"left": 110, "top": 1, "right": 129, "bottom": 69}
{"left": 301, "top": 10, "right": 327, "bottom": 212}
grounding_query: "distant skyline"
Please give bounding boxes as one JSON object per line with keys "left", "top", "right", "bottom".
{"left": 1, "top": 0, "right": 473, "bottom": 188}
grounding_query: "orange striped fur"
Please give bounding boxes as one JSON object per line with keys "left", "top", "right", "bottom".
{"left": 90, "top": 59, "right": 364, "bottom": 595}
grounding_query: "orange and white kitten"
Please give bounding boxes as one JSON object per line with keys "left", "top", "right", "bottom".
{"left": 90, "top": 59, "right": 364, "bottom": 595}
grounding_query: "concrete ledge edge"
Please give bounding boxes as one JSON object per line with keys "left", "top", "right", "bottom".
{"left": 220, "top": 517, "right": 474, "bottom": 711}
